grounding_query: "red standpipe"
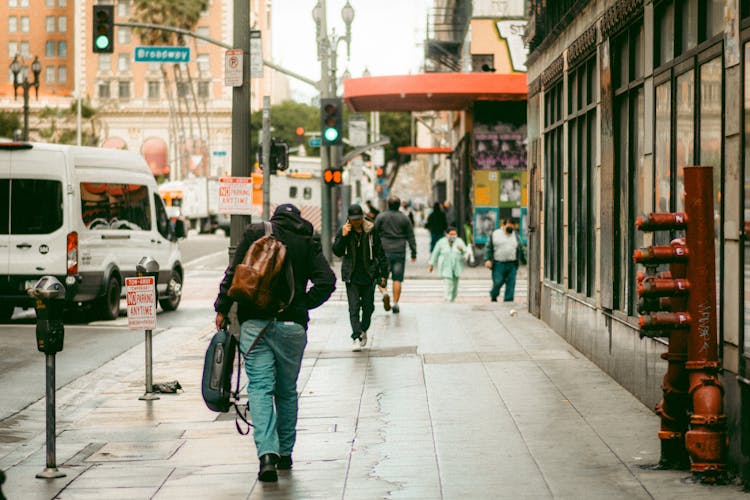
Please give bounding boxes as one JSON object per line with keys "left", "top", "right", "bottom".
{"left": 683, "top": 166, "right": 726, "bottom": 479}
{"left": 654, "top": 240, "right": 690, "bottom": 469}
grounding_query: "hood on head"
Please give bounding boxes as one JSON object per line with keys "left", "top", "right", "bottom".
{"left": 270, "top": 211, "right": 313, "bottom": 236}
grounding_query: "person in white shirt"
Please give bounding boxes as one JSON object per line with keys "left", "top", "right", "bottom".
{"left": 483, "top": 219, "right": 519, "bottom": 302}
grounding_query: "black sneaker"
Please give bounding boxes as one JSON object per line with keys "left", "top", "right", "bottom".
{"left": 277, "top": 455, "right": 293, "bottom": 470}
{"left": 392, "top": 303, "right": 400, "bottom": 314}
{"left": 258, "top": 453, "right": 278, "bottom": 482}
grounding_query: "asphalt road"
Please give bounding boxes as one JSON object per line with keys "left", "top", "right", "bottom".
{"left": 0, "top": 232, "right": 230, "bottom": 421}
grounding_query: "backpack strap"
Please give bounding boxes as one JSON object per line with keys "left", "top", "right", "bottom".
{"left": 263, "top": 220, "right": 272, "bottom": 237}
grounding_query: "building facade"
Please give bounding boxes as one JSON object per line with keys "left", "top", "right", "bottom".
{"left": 1, "top": 0, "right": 285, "bottom": 179}
{"left": 526, "top": 0, "right": 750, "bottom": 482}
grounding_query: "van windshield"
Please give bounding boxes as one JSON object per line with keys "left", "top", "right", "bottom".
{"left": 80, "top": 182, "right": 151, "bottom": 231}
{"left": 0, "top": 179, "right": 64, "bottom": 235}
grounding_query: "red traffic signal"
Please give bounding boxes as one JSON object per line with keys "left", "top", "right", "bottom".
{"left": 323, "top": 168, "right": 342, "bottom": 185}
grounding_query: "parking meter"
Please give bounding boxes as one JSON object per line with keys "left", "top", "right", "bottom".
{"left": 27, "top": 276, "right": 66, "bottom": 355}
{"left": 27, "top": 276, "right": 67, "bottom": 479}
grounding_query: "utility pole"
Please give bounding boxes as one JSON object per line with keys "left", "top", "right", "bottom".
{"left": 316, "top": 0, "right": 333, "bottom": 261}
{"left": 262, "top": 96, "right": 271, "bottom": 220}
{"left": 229, "top": 0, "right": 251, "bottom": 260}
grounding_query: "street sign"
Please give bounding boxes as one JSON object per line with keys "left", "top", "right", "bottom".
{"left": 371, "top": 147, "right": 385, "bottom": 167}
{"left": 250, "top": 30, "right": 263, "bottom": 79}
{"left": 308, "top": 137, "right": 321, "bottom": 147}
{"left": 134, "top": 46, "right": 190, "bottom": 63}
{"left": 224, "top": 49, "right": 243, "bottom": 87}
{"left": 212, "top": 150, "right": 227, "bottom": 157}
{"left": 125, "top": 277, "right": 156, "bottom": 330}
{"left": 218, "top": 176, "right": 255, "bottom": 215}
{"left": 349, "top": 117, "right": 367, "bottom": 147}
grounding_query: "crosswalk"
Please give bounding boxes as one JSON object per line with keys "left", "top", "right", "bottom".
{"left": 327, "top": 277, "right": 528, "bottom": 304}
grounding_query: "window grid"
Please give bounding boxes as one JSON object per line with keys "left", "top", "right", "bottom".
{"left": 612, "top": 21, "right": 645, "bottom": 315}
{"left": 544, "top": 79, "right": 564, "bottom": 284}
{"left": 567, "top": 54, "right": 597, "bottom": 297}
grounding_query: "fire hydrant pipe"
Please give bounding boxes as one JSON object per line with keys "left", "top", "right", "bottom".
{"left": 683, "top": 166, "right": 726, "bottom": 477}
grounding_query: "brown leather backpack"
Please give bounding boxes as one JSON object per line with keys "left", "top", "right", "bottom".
{"left": 228, "top": 222, "right": 294, "bottom": 313}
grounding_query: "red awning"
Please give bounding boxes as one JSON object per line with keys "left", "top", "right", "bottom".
{"left": 397, "top": 146, "right": 453, "bottom": 155}
{"left": 343, "top": 72, "right": 527, "bottom": 112}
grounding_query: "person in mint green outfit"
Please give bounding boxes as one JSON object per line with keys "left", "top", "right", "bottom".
{"left": 428, "top": 226, "right": 470, "bottom": 302}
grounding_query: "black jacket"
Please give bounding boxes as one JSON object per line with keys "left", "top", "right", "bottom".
{"left": 332, "top": 219, "right": 388, "bottom": 284}
{"left": 214, "top": 212, "right": 336, "bottom": 329}
{"left": 373, "top": 209, "right": 417, "bottom": 258}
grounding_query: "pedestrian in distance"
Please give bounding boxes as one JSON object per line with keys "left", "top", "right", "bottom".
{"left": 374, "top": 195, "right": 417, "bottom": 314}
{"left": 213, "top": 203, "right": 336, "bottom": 483}
{"left": 484, "top": 218, "right": 520, "bottom": 302}
{"left": 428, "top": 226, "right": 469, "bottom": 302}
{"left": 333, "top": 204, "right": 389, "bottom": 351}
{"left": 365, "top": 200, "right": 380, "bottom": 221}
{"left": 425, "top": 201, "right": 447, "bottom": 253}
{"left": 443, "top": 199, "right": 457, "bottom": 228}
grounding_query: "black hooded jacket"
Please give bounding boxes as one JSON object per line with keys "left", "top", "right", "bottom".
{"left": 214, "top": 211, "right": 336, "bottom": 329}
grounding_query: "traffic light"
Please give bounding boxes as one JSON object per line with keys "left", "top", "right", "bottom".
{"left": 269, "top": 139, "right": 288, "bottom": 173}
{"left": 323, "top": 168, "right": 342, "bottom": 186}
{"left": 295, "top": 127, "right": 305, "bottom": 144}
{"left": 375, "top": 166, "right": 385, "bottom": 178}
{"left": 320, "top": 98, "right": 343, "bottom": 145}
{"left": 92, "top": 5, "right": 115, "bottom": 54}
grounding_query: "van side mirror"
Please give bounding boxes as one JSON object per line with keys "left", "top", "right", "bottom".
{"left": 173, "top": 219, "right": 187, "bottom": 240}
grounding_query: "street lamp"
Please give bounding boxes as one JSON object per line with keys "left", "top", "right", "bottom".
{"left": 311, "top": 0, "right": 355, "bottom": 262}
{"left": 9, "top": 55, "right": 42, "bottom": 141}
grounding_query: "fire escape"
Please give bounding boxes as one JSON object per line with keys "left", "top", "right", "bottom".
{"left": 424, "top": 0, "right": 471, "bottom": 72}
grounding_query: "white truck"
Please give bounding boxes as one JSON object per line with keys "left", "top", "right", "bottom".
{"left": 158, "top": 177, "right": 231, "bottom": 235}
{"left": 267, "top": 156, "right": 322, "bottom": 232}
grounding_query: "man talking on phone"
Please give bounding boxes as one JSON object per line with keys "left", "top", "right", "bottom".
{"left": 333, "top": 204, "right": 389, "bottom": 351}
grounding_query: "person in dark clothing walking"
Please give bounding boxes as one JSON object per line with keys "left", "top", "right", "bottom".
{"left": 374, "top": 196, "right": 417, "bottom": 313}
{"left": 333, "top": 204, "right": 388, "bottom": 351}
{"left": 365, "top": 200, "right": 380, "bottom": 221}
{"left": 214, "top": 204, "right": 336, "bottom": 483}
{"left": 425, "top": 202, "right": 448, "bottom": 252}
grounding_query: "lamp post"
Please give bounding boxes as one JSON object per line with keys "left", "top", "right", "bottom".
{"left": 312, "top": 0, "right": 354, "bottom": 261}
{"left": 9, "top": 55, "right": 42, "bottom": 141}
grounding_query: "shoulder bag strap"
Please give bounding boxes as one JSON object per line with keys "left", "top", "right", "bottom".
{"left": 233, "top": 319, "right": 275, "bottom": 435}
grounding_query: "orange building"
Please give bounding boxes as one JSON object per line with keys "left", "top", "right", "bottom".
{"left": 0, "top": 0, "right": 284, "bottom": 179}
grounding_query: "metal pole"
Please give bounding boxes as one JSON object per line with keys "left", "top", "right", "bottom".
{"left": 229, "top": 0, "right": 252, "bottom": 261}
{"left": 35, "top": 354, "right": 65, "bottom": 479}
{"left": 23, "top": 84, "right": 29, "bottom": 141}
{"left": 318, "top": 0, "right": 332, "bottom": 261}
{"left": 262, "top": 96, "right": 271, "bottom": 220}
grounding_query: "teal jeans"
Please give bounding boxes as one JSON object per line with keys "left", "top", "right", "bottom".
{"left": 240, "top": 319, "right": 307, "bottom": 458}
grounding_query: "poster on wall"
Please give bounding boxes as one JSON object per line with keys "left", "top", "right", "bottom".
{"left": 473, "top": 206, "right": 499, "bottom": 245}
{"left": 498, "top": 170, "right": 526, "bottom": 207}
{"left": 473, "top": 127, "right": 527, "bottom": 170}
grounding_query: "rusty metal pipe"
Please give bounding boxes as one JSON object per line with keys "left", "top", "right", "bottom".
{"left": 682, "top": 166, "right": 726, "bottom": 480}
{"left": 654, "top": 242, "right": 690, "bottom": 469}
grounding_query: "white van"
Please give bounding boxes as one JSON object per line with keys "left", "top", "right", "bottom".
{"left": 0, "top": 142, "right": 186, "bottom": 321}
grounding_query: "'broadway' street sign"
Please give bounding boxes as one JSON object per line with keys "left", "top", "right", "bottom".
{"left": 134, "top": 46, "right": 190, "bottom": 63}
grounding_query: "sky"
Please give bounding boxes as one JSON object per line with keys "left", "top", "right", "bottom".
{"left": 271, "top": 0, "right": 433, "bottom": 103}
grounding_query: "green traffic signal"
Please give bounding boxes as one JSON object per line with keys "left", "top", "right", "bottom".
{"left": 92, "top": 5, "right": 114, "bottom": 54}
{"left": 320, "top": 98, "right": 343, "bottom": 146}
{"left": 95, "top": 35, "right": 110, "bottom": 51}
{"left": 323, "top": 127, "right": 339, "bottom": 143}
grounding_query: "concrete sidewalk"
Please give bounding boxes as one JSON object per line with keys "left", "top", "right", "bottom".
{"left": 2, "top": 288, "right": 748, "bottom": 499}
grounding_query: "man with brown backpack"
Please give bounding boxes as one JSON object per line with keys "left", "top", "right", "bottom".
{"left": 214, "top": 204, "right": 336, "bottom": 483}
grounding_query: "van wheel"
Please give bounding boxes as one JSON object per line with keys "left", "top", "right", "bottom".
{"left": 0, "top": 304, "right": 14, "bottom": 322}
{"left": 98, "top": 277, "right": 121, "bottom": 320}
{"left": 159, "top": 270, "right": 182, "bottom": 311}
